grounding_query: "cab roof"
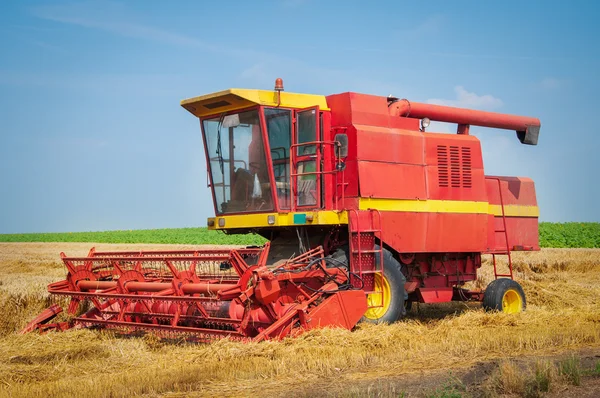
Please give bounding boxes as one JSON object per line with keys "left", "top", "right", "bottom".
{"left": 181, "top": 88, "right": 329, "bottom": 118}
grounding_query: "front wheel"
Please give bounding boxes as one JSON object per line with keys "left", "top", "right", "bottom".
{"left": 483, "top": 278, "right": 526, "bottom": 314}
{"left": 361, "top": 249, "right": 407, "bottom": 324}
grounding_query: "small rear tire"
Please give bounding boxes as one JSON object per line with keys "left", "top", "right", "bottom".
{"left": 361, "top": 249, "right": 407, "bottom": 324}
{"left": 483, "top": 278, "right": 526, "bottom": 314}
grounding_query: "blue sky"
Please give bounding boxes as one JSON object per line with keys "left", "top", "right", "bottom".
{"left": 0, "top": 0, "right": 598, "bottom": 233}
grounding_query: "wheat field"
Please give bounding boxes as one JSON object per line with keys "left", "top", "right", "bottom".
{"left": 0, "top": 243, "right": 599, "bottom": 397}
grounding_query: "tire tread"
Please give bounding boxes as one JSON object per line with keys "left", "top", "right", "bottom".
{"left": 483, "top": 278, "right": 526, "bottom": 312}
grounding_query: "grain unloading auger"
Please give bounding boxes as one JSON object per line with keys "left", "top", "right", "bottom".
{"left": 22, "top": 244, "right": 367, "bottom": 340}
{"left": 25, "top": 78, "right": 542, "bottom": 340}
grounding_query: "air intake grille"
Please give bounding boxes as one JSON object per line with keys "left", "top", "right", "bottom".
{"left": 450, "top": 146, "right": 460, "bottom": 187}
{"left": 437, "top": 145, "right": 472, "bottom": 188}
{"left": 462, "top": 147, "right": 472, "bottom": 188}
{"left": 437, "top": 145, "right": 449, "bottom": 187}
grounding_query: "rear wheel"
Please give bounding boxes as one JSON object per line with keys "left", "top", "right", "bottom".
{"left": 483, "top": 278, "right": 526, "bottom": 314}
{"left": 361, "top": 249, "right": 407, "bottom": 324}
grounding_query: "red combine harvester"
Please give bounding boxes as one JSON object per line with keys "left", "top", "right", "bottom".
{"left": 24, "top": 79, "right": 540, "bottom": 340}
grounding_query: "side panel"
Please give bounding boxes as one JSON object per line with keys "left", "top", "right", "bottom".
{"left": 326, "top": 92, "right": 421, "bottom": 202}
{"left": 503, "top": 217, "right": 539, "bottom": 251}
{"left": 425, "top": 213, "right": 488, "bottom": 252}
{"left": 355, "top": 125, "right": 425, "bottom": 165}
{"left": 355, "top": 124, "right": 426, "bottom": 200}
{"left": 379, "top": 212, "right": 488, "bottom": 253}
{"left": 423, "top": 132, "right": 487, "bottom": 202}
{"left": 379, "top": 212, "right": 429, "bottom": 253}
{"left": 354, "top": 126, "right": 489, "bottom": 254}
{"left": 358, "top": 162, "right": 427, "bottom": 199}
{"left": 485, "top": 176, "right": 539, "bottom": 251}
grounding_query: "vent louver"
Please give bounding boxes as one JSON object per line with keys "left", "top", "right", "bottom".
{"left": 450, "top": 146, "right": 460, "bottom": 187}
{"left": 462, "top": 147, "right": 472, "bottom": 188}
{"left": 437, "top": 145, "right": 472, "bottom": 188}
{"left": 437, "top": 145, "right": 449, "bottom": 187}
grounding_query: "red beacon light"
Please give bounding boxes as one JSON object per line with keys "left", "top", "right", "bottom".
{"left": 274, "top": 77, "right": 284, "bottom": 92}
{"left": 274, "top": 77, "right": 284, "bottom": 106}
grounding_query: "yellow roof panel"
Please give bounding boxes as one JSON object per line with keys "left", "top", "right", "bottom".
{"left": 181, "top": 88, "right": 329, "bottom": 118}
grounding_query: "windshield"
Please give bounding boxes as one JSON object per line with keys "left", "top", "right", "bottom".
{"left": 202, "top": 110, "right": 273, "bottom": 214}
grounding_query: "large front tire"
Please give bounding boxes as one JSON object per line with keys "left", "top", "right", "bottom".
{"left": 483, "top": 278, "right": 526, "bottom": 314}
{"left": 361, "top": 249, "right": 407, "bottom": 324}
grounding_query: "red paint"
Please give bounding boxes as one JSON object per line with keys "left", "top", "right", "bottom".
{"left": 389, "top": 99, "right": 540, "bottom": 142}
{"left": 27, "top": 245, "right": 367, "bottom": 341}
{"left": 26, "top": 87, "right": 542, "bottom": 337}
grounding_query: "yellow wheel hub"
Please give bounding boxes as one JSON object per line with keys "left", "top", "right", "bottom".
{"left": 502, "top": 289, "right": 523, "bottom": 314}
{"left": 363, "top": 273, "right": 391, "bottom": 320}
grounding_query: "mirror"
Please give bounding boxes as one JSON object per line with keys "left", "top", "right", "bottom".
{"left": 334, "top": 133, "right": 348, "bottom": 157}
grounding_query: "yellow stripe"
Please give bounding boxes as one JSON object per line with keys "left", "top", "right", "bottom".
{"left": 359, "top": 198, "right": 538, "bottom": 217}
{"left": 209, "top": 211, "right": 348, "bottom": 230}
{"left": 489, "top": 204, "right": 539, "bottom": 217}
{"left": 359, "top": 198, "right": 489, "bottom": 214}
{"left": 208, "top": 200, "right": 538, "bottom": 230}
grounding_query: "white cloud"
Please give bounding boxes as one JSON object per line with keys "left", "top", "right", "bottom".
{"left": 427, "top": 86, "right": 503, "bottom": 110}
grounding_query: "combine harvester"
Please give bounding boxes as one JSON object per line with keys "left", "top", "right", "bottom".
{"left": 24, "top": 79, "right": 541, "bottom": 341}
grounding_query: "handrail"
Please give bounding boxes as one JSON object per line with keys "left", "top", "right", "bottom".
{"left": 485, "top": 176, "right": 513, "bottom": 279}
{"left": 289, "top": 140, "right": 341, "bottom": 212}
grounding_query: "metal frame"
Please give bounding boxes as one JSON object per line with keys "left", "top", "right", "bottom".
{"left": 24, "top": 245, "right": 368, "bottom": 341}
{"left": 486, "top": 176, "right": 514, "bottom": 280}
{"left": 200, "top": 105, "right": 338, "bottom": 216}
{"left": 291, "top": 106, "right": 322, "bottom": 210}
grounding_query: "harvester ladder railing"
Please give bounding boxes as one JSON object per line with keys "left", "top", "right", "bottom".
{"left": 289, "top": 140, "right": 339, "bottom": 212}
{"left": 487, "top": 177, "right": 514, "bottom": 280}
{"left": 347, "top": 209, "right": 385, "bottom": 309}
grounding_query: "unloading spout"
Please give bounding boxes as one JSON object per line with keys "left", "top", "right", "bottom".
{"left": 389, "top": 99, "right": 541, "bottom": 145}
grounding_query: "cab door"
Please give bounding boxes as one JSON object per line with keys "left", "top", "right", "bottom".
{"left": 292, "top": 107, "right": 321, "bottom": 209}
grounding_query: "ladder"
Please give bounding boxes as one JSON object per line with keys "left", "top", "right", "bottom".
{"left": 487, "top": 177, "right": 514, "bottom": 280}
{"left": 348, "top": 209, "right": 385, "bottom": 308}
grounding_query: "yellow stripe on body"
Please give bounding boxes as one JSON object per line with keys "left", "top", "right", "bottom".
{"left": 208, "top": 200, "right": 538, "bottom": 230}
{"left": 489, "top": 204, "right": 539, "bottom": 217}
{"left": 209, "top": 211, "right": 348, "bottom": 230}
{"left": 358, "top": 198, "right": 489, "bottom": 214}
{"left": 359, "top": 198, "right": 539, "bottom": 217}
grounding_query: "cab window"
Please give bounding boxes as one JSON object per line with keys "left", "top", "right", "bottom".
{"left": 297, "top": 109, "right": 316, "bottom": 155}
{"left": 265, "top": 108, "right": 292, "bottom": 209}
